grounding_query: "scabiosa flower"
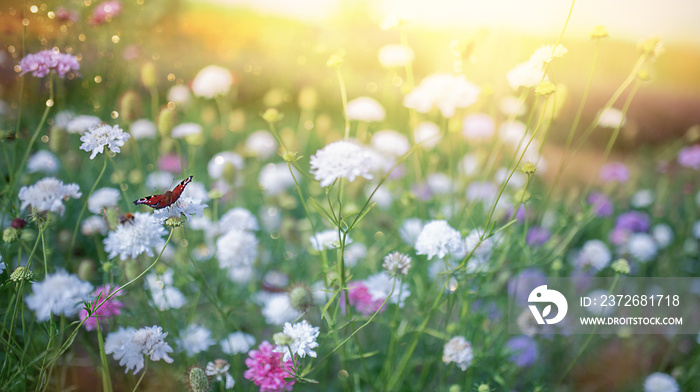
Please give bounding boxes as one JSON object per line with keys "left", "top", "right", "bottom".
{"left": 345, "top": 281, "right": 385, "bottom": 316}
{"left": 272, "top": 320, "right": 320, "bottom": 362}
{"left": 615, "top": 211, "right": 651, "bottom": 233}
{"left": 19, "top": 177, "right": 81, "bottom": 215}
{"left": 627, "top": 233, "right": 658, "bottom": 263}
{"left": 80, "top": 124, "right": 131, "bottom": 160}
{"left": 206, "top": 359, "right": 235, "bottom": 389}
{"left": 678, "top": 145, "right": 700, "bottom": 170}
{"left": 246, "top": 130, "right": 278, "bottom": 159}
{"left": 399, "top": 218, "right": 423, "bottom": 246}
{"left": 575, "top": 240, "right": 612, "bottom": 271}
{"left": 643, "top": 372, "right": 679, "bottom": 392}
{"left": 130, "top": 119, "right": 157, "bottom": 139}
{"left": 378, "top": 44, "right": 414, "bottom": 68}
{"left": 67, "top": 115, "right": 101, "bottom": 134}
{"left": 177, "top": 324, "right": 216, "bottom": 357}
{"left": 79, "top": 284, "right": 123, "bottom": 331}
{"left": 631, "top": 189, "right": 655, "bottom": 208}
{"left": 365, "top": 273, "right": 410, "bottom": 307}
{"left": 442, "top": 336, "right": 473, "bottom": 371}
{"left": 208, "top": 152, "right": 244, "bottom": 180}
{"left": 88, "top": 187, "right": 121, "bottom": 214}
{"left": 81, "top": 215, "right": 108, "bottom": 236}
{"left": 18, "top": 49, "right": 80, "bottom": 78}
{"left": 145, "top": 269, "right": 186, "bottom": 310}
{"left": 259, "top": 163, "right": 295, "bottom": 196}
{"left": 383, "top": 252, "right": 412, "bottom": 277}
{"left": 216, "top": 229, "right": 258, "bottom": 283}
{"left": 104, "top": 325, "right": 174, "bottom": 374}
{"left": 89, "top": 0, "right": 123, "bottom": 25}
{"left": 103, "top": 212, "right": 166, "bottom": 260}
{"left": 371, "top": 129, "right": 410, "bottom": 158}
{"left": 599, "top": 162, "right": 629, "bottom": 183}
{"left": 415, "top": 220, "right": 464, "bottom": 260}
{"left": 26, "top": 271, "right": 93, "bottom": 321}
{"left": 244, "top": 341, "right": 295, "bottom": 392}
{"left": 597, "top": 107, "right": 626, "bottom": 128}
{"left": 219, "top": 207, "right": 259, "bottom": 233}
{"left": 152, "top": 197, "right": 207, "bottom": 223}
{"left": 506, "top": 62, "right": 545, "bottom": 90}
{"left": 27, "top": 150, "right": 60, "bottom": 174}
{"left": 404, "top": 73, "right": 480, "bottom": 118}
{"left": 462, "top": 113, "right": 495, "bottom": 141}
{"left": 652, "top": 224, "right": 674, "bottom": 248}
{"left": 171, "top": 123, "right": 203, "bottom": 139}
{"left": 261, "top": 293, "right": 301, "bottom": 325}
{"left": 505, "top": 335, "right": 538, "bottom": 367}
{"left": 192, "top": 65, "right": 233, "bottom": 99}
{"left": 346, "top": 96, "right": 385, "bottom": 122}
{"left": 310, "top": 141, "right": 375, "bottom": 187}
{"left": 526, "top": 226, "right": 551, "bottom": 247}
{"left": 221, "top": 332, "right": 256, "bottom": 355}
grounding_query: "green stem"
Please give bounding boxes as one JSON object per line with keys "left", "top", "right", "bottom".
{"left": 69, "top": 153, "right": 109, "bottom": 258}
{"left": 96, "top": 318, "right": 113, "bottom": 392}
{"left": 132, "top": 360, "right": 148, "bottom": 392}
{"left": 334, "top": 67, "right": 350, "bottom": 140}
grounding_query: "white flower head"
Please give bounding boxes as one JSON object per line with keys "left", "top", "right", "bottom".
{"left": 88, "top": 187, "right": 121, "bottom": 214}
{"left": 404, "top": 73, "right": 480, "bottom": 118}
{"left": 399, "top": 218, "right": 423, "bottom": 246}
{"left": 597, "top": 108, "right": 626, "bottom": 129}
{"left": 365, "top": 273, "right": 410, "bottom": 307}
{"left": 310, "top": 229, "right": 352, "bottom": 251}
{"left": 346, "top": 96, "right": 385, "bottom": 122}
{"left": 506, "top": 62, "right": 545, "bottom": 90}
{"left": 216, "top": 229, "right": 258, "bottom": 283}
{"left": 192, "top": 65, "right": 232, "bottom": 99}
{"left": 575, "top": 240, "right": 612, "bottom": 271}
{"left": 145, "top": 171, "right": 175, "bottom": 191}
{"left": 66, "top": 115, "right": 101, "bottom": 134}
{"left": 245, "top": 130, "right": 278, "bottom": 159}
{"left": 442, "top": 336, "right": 473, "bottom": 371}
{"left": 415, "top": 220, "right": 464, "bottom": 260}
{"left": 371, "top": 129, "right": 410, "bottom": 157}
{"left": 413, "top": 121, "right": 442, "bottom": 149}
{"left": 27, "top": 150, "right": 60, "bottom": 174}
{"left": 167, "top": 85, "right": 191, "bottom": 107}
{"left": 378, "top": 44, "right": 414, "bottom": 68}
{"left": 219, "top": 207, "right": 259, "bottom": 233}
{"left": 528, "top": 44, "right": 567, "bottom": 68}
{"left": 105, "top": 325, "right": 174, "bottom": 374}
{"left": 651, "top": 224, "right": 674, "bottom": 249}
{"left": 130, "top": 119, "right": 157, "bottom": 139}
{"left": 171, "top": 123, "right": 202, "bottom": 139}
{"left": 643, "top": 372, "right": 678, "bottom": 392}
{"left": 310, "top": 141, "right": 376, "bottom": 187}
{"left": 19, "top": 177, "right": 81, "bottom": 215}
{"left": 221, "top": 331, "right": 256, "bottom": 355}
{"left": 177, "top": 324, "right": 216, "bottom": 357}
{"left": 627, "top": 233, "right": 658, "bottom": 263}
{"left": 259, "top": 163, "right": 295, "bottom": 195}
{"left": 152, "top": 197, "right": 207, "bottom": 223}
{"left": 273, "top": 320, "right": 320, "bottom": 362}
{"left": 631, "top": 189, "right": 654, "bottom": 208}
{"left": 80, "top": 124, "right": 131, "bottom": 160}
{"left": 145, "top": 269, "right": 187, "bottom": 311}
{"left": 261, "top": 293, "right": 301, "bottom": 325}
{"left": 462, "top": 113, "right": 495, "bottom": 141}
{"left": 103, "top": 212, "right": 167, "bottom": 260}
{"left": 25, "top": 271, "right": 93, "bottom": 321}
{"left": 81, "top": 215, "right": 108, "bottom": 236}
{"left": 208, "top": 152, "right": 244, "bottom": 180}
{"left": 206, "top": 359, "right": 235, "bottom": 389}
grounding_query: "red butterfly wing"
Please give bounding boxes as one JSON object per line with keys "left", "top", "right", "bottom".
{"left": 133, "top": 175, "right": 193, "bottom": 209}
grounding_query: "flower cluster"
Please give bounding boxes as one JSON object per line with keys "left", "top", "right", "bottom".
{"left": 104, "top": 325, "right": 174, "bottom": 374}
{"left": 19, "top": 49, "right": 80, "bottom": 78}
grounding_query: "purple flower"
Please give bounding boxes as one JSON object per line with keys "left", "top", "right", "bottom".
{"left": 244, "top": 341, "right": 295, "bottom": 392}
{"left": 505, "top": 335, "right": 538, "bottom": 367}
{"left": 79, "top": 285, "right": 123, "bottom": 331}
{"left": 678, "top": 145, "right": 700, "bottom": 170}
{"left": 609, "top": 227, "right": 632, "bottom": 247}
{"left": 157, "top": 153, "right": 184, "bottom": 174}
{"left": 508, "top": 268, "right": 546, "bottom": 306}
{"left": 526, "top": 226, "right": 551, "bottom": 247}
{"left": 599, "top": 162, "right": 629, "bottom": 183}
{"left": 615, "top": 211, "right": 650, "bottom": 232}
{"left": 587, "top": 192, "right": 613, "bottom": 217}
{"left": 19, "top": 49, "right": 80, "bottom": 78}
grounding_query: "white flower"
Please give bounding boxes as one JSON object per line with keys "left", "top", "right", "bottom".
{"left": 378, "top": 44, "right": 414, "bottom": 68}
{"left": 694, "top": 220, "right": 700, "bottom": 240}
{"left": 219, "top": 207, "right": 259, "bottom": 233}
{"left": 310, "top": 141, "right": 376, "bottom": 187}
{"left": 66, "top": 115, "right": 101, "bottom": 134}
{"left": 346, "top": 97, "right": 385, "bottom": 122}
{"left": 245, "top": 130, "right": 278, "bottom": 159}
{"left": 383, "top": 252, "right": 412, "bottom": 276}
{"left": 643, "top": 372, "right": 678, "bottom": 392}
{"left": 371, "top": 129, "right": 410, "bottom": 157}
{"left": 651, "top": 224, "right": 674, "bottom": 248}
{"left": 442, "top": 336, "right": 473, "bottom": 371}
{"left": 152, "top": 197, "right": 207, "bottom": 223}
{"left": 465, "top": 181, "right": 498, "bottom": 204}
{"left": 216, "top": 229, "right": 258, "bottom": 283}
{"left": 19, "top": 177, "right": 81, "bottom": 215}
{"left": 499, "top": 95, "right": 527, "bottom": 116}
{"left": 575, "top": 240, "right": 611, "bottom": 271}
{"left": 182, "top": 181, "right": 210, "bottom": 202}
{"left": 130, "top": 119, "right": 157, "bottom": 139}
{"left": 27, "top": 150, "right": 60, "bottom": 174}
{"left": 506, "top": 62, "right": 545, "bottom": 90}
{"left": 145, "top": 171, "right": 175, "bottom": 190}
{"left": 459, "top": 154, "right": 479, "bottom": 177}
{"left": 426, "top": 173, "right": 454, "bottom": 195}
{"left": 103, "top": 212, "right": 167, "bottom": 260}
{"left": 206, "top": 359, "right": 235, "bottom": 389}
{"left": 145, "top": 269, "right": 187, "bottom": 310}
{"left": 631, "top": 189, "right": 654, "bottom": 208}
{"left": 404, "top": 73, "right": 480, "bottom": 118}
{"left": 365, "top": 273, "right": 410, "bottom": 307}
{"left": 105, "top": 325, "right": 174, "bottom": 374}
{"left": 259, "top": 163, "right": 295, "bottom": 196}
{"left": 88, "top": 187, "right": 121, "bottom": 214}
{"left": 177, "top": 324, "right": 215, "bottom": 357}
{"left": 627, "top": 233, "right": 658, "bottom": 263}
{"left": 25, "top": 271, "right": 93, "bottom": 321}
{"left": 52, "top": 110, "right": 74, "bottom": 130}
{"left": 80, "top": 124, "right": 131, "bottom": 160}
{"left": 310, "top": 229, "right": 352, "bottom": 251}
{"left": 400, "top": 218, "right": 423, "bottom": 246}
{"left": 192, "top": 65, "right": 232, "bottom": 99}
{"left": 499, "top": 121, "right": 527, "bottom": 147}
{"left": 81, "top": 215, "right": 108, "bottom": 236}
{"left": 415, "top": 220, "right": 464, "bottom": 260}
{"left": 344, "top": 242, "right": 367, "bottom": 267}
{"left": 171, "top": 123, "right": 202, "bottom": 139}
{"left": 208, "top": 152, "right": 244, "bottom": 180}
{"left": 597, "top": 108, "right": 626, "bottom": 128}
{"left": 462, "top": 113, "right": 495, "bottom": 141}
{"left": 261, "top": 293, "right": 301, "bottom": 325}
{"left": 0, "top": 260, "right": 5, "bottom": 274}
{"left": 273, "top": 320, "right": 320, "bottom": 361}
{"left": 413, "top": 122, "right": 441, "bottom": 148}
{"left": 167, "top": 85, "right": 191, "bottom": 107}
{"left": 221, "top": 332, "right": 256, "bottom": 355}
{"left": 495, "top": 167, "right": 526, "bottom": 189}
{"left": 528, "top": 44, "right": 567, "bottom": 68}
{"left": 464, "top": 229, "right": 494, "bottom": 272}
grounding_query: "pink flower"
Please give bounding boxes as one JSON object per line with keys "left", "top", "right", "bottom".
{"left": 79, "top": 285, "right": 123, "bottom": 331}
{"left": 344, "top": 281, "right": 385, "bottom": 316}
{"left": 19, "top": 50, "right": 80, "bottom": 78}
{"left": 599, "top": 162, "right": 629, "bottom": 183}
{"left": 90, "top": 0, "right": 123, "bottom": 25}
{"left": 678, "top": 145, "right": 700, "bottom": 170}
{"left": 244, "top": 341, "right": 295, "bottom": 392}
{"left": 157, "top": 153, "right": 184, "bottom": 174}
{"left": 55, "top": 7, "right": 79, "bottom": 23}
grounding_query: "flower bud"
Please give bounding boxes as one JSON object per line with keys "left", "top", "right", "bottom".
{"left": 187, "top": 366, "right": 210, "bottom": 392}
{"left": 611, "top": 258, "right": 631, "bottom": 274}
{"left": 10, "top": 266, "right": 33, "bottom": 282}
{"left": 119, "top": 90, "right": 142, "bottom": 123}
{"left": 3, "top": 227, "right": 21, "bottom": 243}
{"left": 78, "top": 259, "right": 96, "bottom": 281}
{"left": 535, "top": 80, "right": 556, "bottom": 96}
{"left": 289, "top": 284, "right": 315, "bottom": 312}
{"left": 273, "top": 332, "right": 294, "bottom": 346}
{"left": 140, "top": 62, "right": 157, "bottom": 89}
{"left": 261, "top": 108, "right": 283, "bottom": 123}
{"left": 520, "top": 162, "right": 537, "bottom": 174}
{"left": 588, "top": 25, "right": 609, "bottom": 39}
{"left": 157, "top": 108, "right": 176, "bottom": 137}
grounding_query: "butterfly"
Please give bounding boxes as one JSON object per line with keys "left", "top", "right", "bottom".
{"left": 133, "top": 175, "right": 193, "bottom": 209}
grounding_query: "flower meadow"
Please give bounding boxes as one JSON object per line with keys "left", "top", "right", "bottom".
{"left": 1, "top": 1, "right": 700, "bottom": 392}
